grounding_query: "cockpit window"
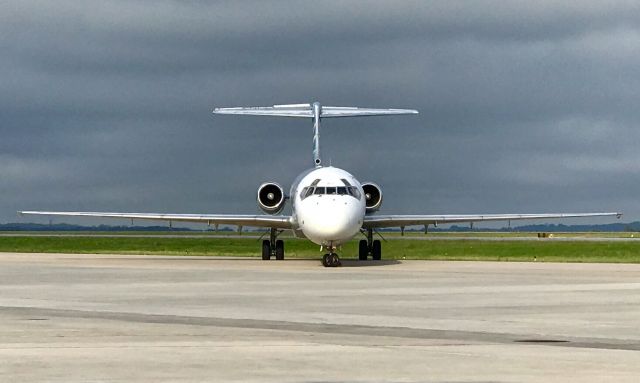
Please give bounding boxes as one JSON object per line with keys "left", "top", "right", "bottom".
{"left": 300, "top": 184, "right": 362, "bottom": 200}
{"left": 300, "top": 187, "right": 314, "bottom": 200}
{"left": 304, "top": 187, "right": 314, "bottom": 198}
{"left": 349, "top": 186, "right": 361, "bottom": 200}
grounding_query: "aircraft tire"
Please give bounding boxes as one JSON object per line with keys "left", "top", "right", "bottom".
{"left": 358, "top": 240, "right": 368, "bottom": 260}
{"left": 372, "top": 240, "right": 382, "bottom": 260}
{"left": 322, "top": 253, "right": 341, "bottom": 267}
{"left": 322, "top": 254, "right": 330, "bottom": 267}
{"left": 262, "top": 240, "right": 271, "bottom": 260}
{"left": 332, "top": 254, "right": 341, "bottom": 267}
{"left": 275, "top": 240, "right": 284, "bottom": 260}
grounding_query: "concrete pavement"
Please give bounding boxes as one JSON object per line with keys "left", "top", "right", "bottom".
{"left": 0, "top": 253, "right": 639, "bottom": 382}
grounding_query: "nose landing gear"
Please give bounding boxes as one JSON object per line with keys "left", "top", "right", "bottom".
{"left": 322, "top": 253, "right": 341, "bottom": 267}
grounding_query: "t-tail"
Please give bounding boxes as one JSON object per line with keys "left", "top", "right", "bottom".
{"left": 213, "top": 102, "right": 418, "bottom": 167}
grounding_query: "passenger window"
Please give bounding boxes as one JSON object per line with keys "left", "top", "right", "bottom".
{"left": 326, "top": 187, "right": 337, "bottom": 195}
{"left": 337, "top": 187, "right": 347, "bottom": 195}
{"left": 314, "top": 187, "right": 325, "bottom": 195}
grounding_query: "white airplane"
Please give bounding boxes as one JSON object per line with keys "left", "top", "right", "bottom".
{"left": 20, "top": 102, "right": 621, "bottom": 267}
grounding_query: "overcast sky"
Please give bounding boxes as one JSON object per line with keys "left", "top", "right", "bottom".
{"left": 1, "top": 1, "right": 638, "bottom": 226}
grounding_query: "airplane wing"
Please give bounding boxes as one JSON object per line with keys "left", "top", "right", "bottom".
{"left": 363, "top": 212, "right": 622, "bottom": 229}
{"left": 18, "top": 211, "right": 293, "bottom": 229}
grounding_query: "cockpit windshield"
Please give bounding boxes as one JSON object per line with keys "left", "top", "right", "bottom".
{"left": 304, "top": 187, "right": 314, "bottom": 198}
{"left": 300, "top": 185, "right": 361, "bottom": 200}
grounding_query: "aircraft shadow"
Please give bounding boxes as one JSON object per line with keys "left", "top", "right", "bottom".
{"left": 338, "top": 259, "right": 402, "bottom": 267}
{"left": 97, "top": 256, "right": 402, "bottom": 267}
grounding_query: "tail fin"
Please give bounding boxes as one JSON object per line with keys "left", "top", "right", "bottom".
{"left": 213, "top": 102, "right": 418, "bottom": 167}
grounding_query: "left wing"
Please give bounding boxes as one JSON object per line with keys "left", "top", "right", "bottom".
{"left": 18, "top": 211, "right": 293, "bottom": 229}
{"left": 363, "top": 212, "right": 622, "bottom": 229}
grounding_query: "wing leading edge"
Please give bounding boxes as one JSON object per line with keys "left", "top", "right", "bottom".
{"left": 363, "top": 212, "right": 622, "bottom": 229}
{"left": 18, "top": 211, "right": 293, "bottom": 229}
{"left": 18, "top": 211, "right": 622, "bottom": 231}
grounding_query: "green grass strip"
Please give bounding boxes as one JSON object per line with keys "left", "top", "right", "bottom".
{"left": 0, "top": 236, "right": 639, "bottom": 263}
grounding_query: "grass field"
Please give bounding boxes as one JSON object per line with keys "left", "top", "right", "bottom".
{"left": 1, "top": 230, "right": 639, "bottom": 238}
{"left": 0, "top": 235, "right": 639, "bottom": 263}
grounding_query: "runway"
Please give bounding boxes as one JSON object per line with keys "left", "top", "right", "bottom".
{"left": 1, "top": 253, "right": 639, "bottom": 382}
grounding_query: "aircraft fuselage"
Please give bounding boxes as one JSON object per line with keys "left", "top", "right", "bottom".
{"left": 290, "top": 166, "right": 366, "bottom": 249}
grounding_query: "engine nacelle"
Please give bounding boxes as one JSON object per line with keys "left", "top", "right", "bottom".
{"left": 257, "top": 182, "right": 286, "bottom": 214}
{"left": 362, "top": 182, "right": 383, "bottom": 213}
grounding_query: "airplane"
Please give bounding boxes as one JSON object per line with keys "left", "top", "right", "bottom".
{"left": 20, "top": 102, "right": 622, "bottom": 267}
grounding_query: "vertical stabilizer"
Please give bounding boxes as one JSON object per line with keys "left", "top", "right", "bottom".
{"left": 312, "top": 102, "right": 322, "bottom": 167}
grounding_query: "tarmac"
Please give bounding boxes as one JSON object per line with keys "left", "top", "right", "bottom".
{"left": 0, "top": 252, "right": 639, "bottom": 382}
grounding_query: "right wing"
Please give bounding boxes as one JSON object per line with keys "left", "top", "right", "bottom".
{"left": 18, "top": 211, "right": 293, "bottom": 229}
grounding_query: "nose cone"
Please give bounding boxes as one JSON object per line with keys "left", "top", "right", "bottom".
{"left": 299, "top": 197, "right": 363, "bottom": 246}
{"left": 306, "top": 212, "right": 355, "bottom": 240}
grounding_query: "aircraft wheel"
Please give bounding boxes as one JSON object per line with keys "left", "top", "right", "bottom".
{"left": 331, "top": 253, "right": 342, "bottom": 267}
{"left": 262, "top": 240, "right": 271, "bottom": 260}
{"left": 372, "top": 240, "right": 382, "bottom": 260}
{"left": 275, "top": 240, "right": 284, "bottom": 260}
{"left": 322, "top": 253, "right": 341, "bottom": 267}
{"left": 358, "top": 240, "right": 368, "bottom": 260}
{"left": 322, "top": 254, "right": 330, "bottom": 267}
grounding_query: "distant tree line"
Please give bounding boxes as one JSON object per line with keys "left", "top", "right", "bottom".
{"left": 2, "top": 221, "right": 639, "bottom": 232}
{"left": 380, "top": 222, "right": 640, "bottom": 233}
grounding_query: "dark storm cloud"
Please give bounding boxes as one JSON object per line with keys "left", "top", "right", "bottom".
{"left": 1, "top": 1, "right": 639, "bottom": 224}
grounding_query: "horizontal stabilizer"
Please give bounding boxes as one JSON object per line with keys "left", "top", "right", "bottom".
{"left": 320, "top": 106, "right": 419, "bottom": 118}
{"left": 213, "top": 101, "right": 418, "bottom": 167}
{"left": 213, "top": 103, "right": 418, "bottom": 118}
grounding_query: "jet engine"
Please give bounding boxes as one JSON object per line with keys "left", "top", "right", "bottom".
{"left": 362, "top": 183, "right": 383, "bottom": 213}
{"left": 257, "top": 182, "right": 286, "bottom": 214}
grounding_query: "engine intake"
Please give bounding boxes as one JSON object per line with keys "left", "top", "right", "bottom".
{"left": 257, "top": 182, "right": 286, "bottom": 214}
{"left": 362, "top": 183, "right": 383, "bottom": 212}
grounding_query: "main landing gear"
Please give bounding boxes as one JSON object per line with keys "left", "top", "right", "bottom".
{"left": 358, "top": 228, "right": 381, "bottom": 261}
{"left": 262, "top": 228, "right": 284, "bottom": 260}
